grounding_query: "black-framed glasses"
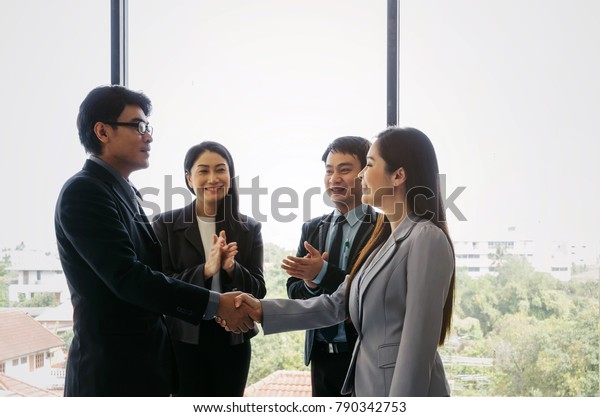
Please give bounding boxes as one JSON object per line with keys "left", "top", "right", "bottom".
{"left": 101, "top": 121, "right": 153, "bottom": 135}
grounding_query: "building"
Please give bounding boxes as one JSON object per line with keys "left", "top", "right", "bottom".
{"left": 244, "top": 370, "right": 311, "bottom": 397}
{"left": 35, "top": 302, "right": 74, "bottom": 336}
{"left": 7, "top": 251, "right": 69, "bottom": 304}
{"left": 0, "top": 310, "right": 66, "bottom": 390}
{"left": 452, "top": 227, "right": 593, "bottom": 281}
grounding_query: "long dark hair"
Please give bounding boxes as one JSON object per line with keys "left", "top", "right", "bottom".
{"left": 346, "top": 127, "right": 456, "bottom": 345}
{"left": 183, "top": 141, "right": 247, "bottom": 232}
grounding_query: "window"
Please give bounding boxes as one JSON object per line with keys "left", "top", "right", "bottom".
{"left": 128, "top": 1, "right": 387, "bottom": 246}
{"left": 35, "top": 353, "right": 44, "bottom": 369}
{"left": 20, "top": 357, "right": 27, "bottom": 364}
{"left": 12, "top": 359, "right": 18, "bottom": 366}
{"left": 0, "top": 362, "right": 5, "bottom": 373}
{"left": 0, "top": 0, "right": 109, "bottom": 252}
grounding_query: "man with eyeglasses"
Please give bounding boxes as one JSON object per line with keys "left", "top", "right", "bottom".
{"left": 54, "top": 85, "right": 254, "bottom": 396}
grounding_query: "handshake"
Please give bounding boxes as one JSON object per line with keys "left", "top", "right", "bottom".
{"left": 216, "top": 292, "right": 263, "bottom": 333}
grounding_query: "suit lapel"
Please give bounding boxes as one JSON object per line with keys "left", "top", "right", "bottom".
{"left": 356, "top": 214, "right": 422, "bottom": 323}
{"left": 83, "top": 160, "right": 157, "bottom": 243}
{"left": 176, "top": 202, "right": 205, "bottom": 258}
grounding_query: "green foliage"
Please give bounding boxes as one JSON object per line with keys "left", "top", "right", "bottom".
{"left": 448, "top": 255, "right": 600, "bottom": 396}
{"left": 246, "top": 242, "right": 306, "bottom": 385}
{"left": 13, "top": 292, "right": 60, "bottom": 308}
{"left": 0, "top": 278, "right": 8, "bottom": 307}
{"left": 245, "top": 243, "right": 600, "bottom": 396}
{"left": 247, "top": 330, "right": 306, "bottom": 385}
{"left": 60, "top": 330, "right": 74, "bottom": 350}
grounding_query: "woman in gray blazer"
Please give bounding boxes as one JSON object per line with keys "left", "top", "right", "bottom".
{"left": 225, "top": 127, "right": 455, "bottom": 396}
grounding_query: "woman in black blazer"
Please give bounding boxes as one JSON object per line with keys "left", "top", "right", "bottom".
{"left": 153, "top": 141, "right": 266, "bottom": 396}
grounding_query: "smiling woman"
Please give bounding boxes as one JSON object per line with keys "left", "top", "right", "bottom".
{"left": 152, "top": 141, "right": 267, "bottom": 397}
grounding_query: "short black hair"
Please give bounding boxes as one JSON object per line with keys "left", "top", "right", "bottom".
{"left": 76, "top": 85, "right": 152, "bottom": 155}
{"left": 321, "top": 136, "right": 371, "bottom": 168}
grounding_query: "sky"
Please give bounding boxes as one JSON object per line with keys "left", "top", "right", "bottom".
{"left": 0, "top": 0, "right": 598, "bottom": 255}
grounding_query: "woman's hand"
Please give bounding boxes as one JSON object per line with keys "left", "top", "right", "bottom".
{"left": 204, "top": 233, "right": 225, "bottom": 277}
{"left": 219, "top": 230, "right": 238, "bottom": 276}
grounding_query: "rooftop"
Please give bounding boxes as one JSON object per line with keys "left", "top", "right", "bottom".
{"left": 0, "top": 373, "right": 60, "bottom": 397}
{"left": 244, "top": 370, "right": 311, "bottom": 397}
{"left": 0, "top": 310, "right": 65, "bottom": 361}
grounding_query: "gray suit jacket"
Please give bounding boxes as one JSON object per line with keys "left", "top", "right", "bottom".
{"left": 262, "top": 214, "right": 454, "bottom": 396}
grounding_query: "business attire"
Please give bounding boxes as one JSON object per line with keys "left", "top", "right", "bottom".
{"left": 264, "top": 214, "right": 454, "bottom": 396}
{"left": 153, "top": 201, "right": 266, "bottom": 396}
{"left": 287, "top": 204, "right": 377, "bottom": 396}
{"left": 55, "top": 159, "right": 215, "bottom": 396}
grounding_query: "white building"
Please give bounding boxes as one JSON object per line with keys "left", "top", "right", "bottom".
{"left": 0, "top": 310, "right": 66, "bottom": 390}
{"left": 453, "top": 228, "right": 582, "bottom": 281}
{"left": 7, "top": 252, "right": 69, "bottom": 304}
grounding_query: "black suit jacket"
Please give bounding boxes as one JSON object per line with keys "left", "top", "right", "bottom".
{"left": 152, "top": 201, "right": 266, "bottom": 345}
{"left": 286, "top": 206, "right": 378, "bottom": 365}
{"left": 55, "top": 160, "right": 211, "bottom": 396}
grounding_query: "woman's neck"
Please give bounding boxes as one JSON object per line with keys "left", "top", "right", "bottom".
{"left": 384, "top": 198, "right": 407, "bottom": 231}
{"left": 195, "top": 200, "right": 217, "bottom": 217}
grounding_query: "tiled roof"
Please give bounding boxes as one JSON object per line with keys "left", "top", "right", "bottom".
{"left": 244, "top": 370, "right": 311, "bottom": 397}
{"left": 0, "top": 310, "right": 65, "bottom": 361}
{"left": 0, "top": 373, "right": 60, "bottom": 397}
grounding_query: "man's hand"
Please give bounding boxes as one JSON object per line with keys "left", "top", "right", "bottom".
{"left": 216, "top": 292, "right": 255, "bottom": 333}
{"left": 281, "top": 241, "right": 326, "bottom": 288}
{"left": 217, "top": 293, "right": 263, "bottom": 332}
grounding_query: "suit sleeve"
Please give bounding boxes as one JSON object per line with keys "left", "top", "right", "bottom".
{"left": 264, "top": 275, "right": 348, "bottom": 334}
{"left": 390, "top": 224, "right": 454, "bottom": 396}
{"left": 57, "top": 177, "right": 210, "bottom": 324}
{"left": 221, "top": 221, "right": 266, "bottom": 299}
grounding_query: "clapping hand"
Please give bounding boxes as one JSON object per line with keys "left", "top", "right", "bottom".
{"left": 204, "top": 233, "right": 225, "bottom": 277}
{"left": 218, "top": 230, "right": 238, "bottom": 276}
{"left": 281, "top": 241, "right": 328, "bottom": 289}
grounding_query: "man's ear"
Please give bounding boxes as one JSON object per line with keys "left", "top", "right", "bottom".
{"left": 93, "top": 122, "right": 109, "bottom": 144}
{"left": 393, "top": 167, "right": 406, "bottom": 187}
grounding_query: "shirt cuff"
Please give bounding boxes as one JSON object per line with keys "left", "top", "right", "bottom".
{"left": 202, "top": 290, "right": 220, "bottom": 320}
{"left": 311, "top": 261, "right": 328, "bottom": 285}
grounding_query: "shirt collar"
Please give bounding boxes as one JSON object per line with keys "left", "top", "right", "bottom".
{"left": 333, "top": 204, "right": 368, "bottom": 228}
{"left": 89, "top": 155, "right": 136, "bottom": 199}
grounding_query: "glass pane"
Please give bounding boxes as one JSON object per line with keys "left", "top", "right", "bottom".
{"left": 128, "top": 0, "right": 387, "bottom": 247}
{"left": 400, "top": 0, "right": 600, "bottom": 396}
{"left": 0, "top": 1, "right": 109, "bottom": 251}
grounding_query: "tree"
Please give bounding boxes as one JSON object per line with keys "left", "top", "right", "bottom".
{"left": 14, "top": 293, "right": 60, "bottom": 308}
{"left": 246, "top": 242, "right": 305, "bottom": 385}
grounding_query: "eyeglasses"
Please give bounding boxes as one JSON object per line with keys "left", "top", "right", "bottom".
{"left": 101, "top": 121, "right": 153, "bottom": 135}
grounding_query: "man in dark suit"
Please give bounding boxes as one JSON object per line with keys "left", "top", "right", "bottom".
{"left": 54, "top": 85, "right": 253, "bottom": 396}
{"left": 284, "top": 136, "right": 377, "bottom": 396}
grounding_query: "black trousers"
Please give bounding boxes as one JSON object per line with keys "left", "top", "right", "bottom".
{"left": 171, "top": 338, "right": 251, "bottom": 397}
{"left": 310, "top": 348, "right": 352, "bottom": 397}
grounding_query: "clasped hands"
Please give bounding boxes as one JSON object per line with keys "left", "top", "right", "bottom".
{"left": 216, "top": 292, "right": 262, "bottom": 333}
{"left": 204, "top": 230, "right": 238, "bottom": 277}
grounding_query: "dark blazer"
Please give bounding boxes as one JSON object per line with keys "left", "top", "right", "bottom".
{"left": 54, "top": 160, "right": 211, "bottom": 396}
{"left": 286, "top": 205, "right": 378, "bottom": 365}
{"left": 152, "top": 201, "right": 266, "bottom": 345}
